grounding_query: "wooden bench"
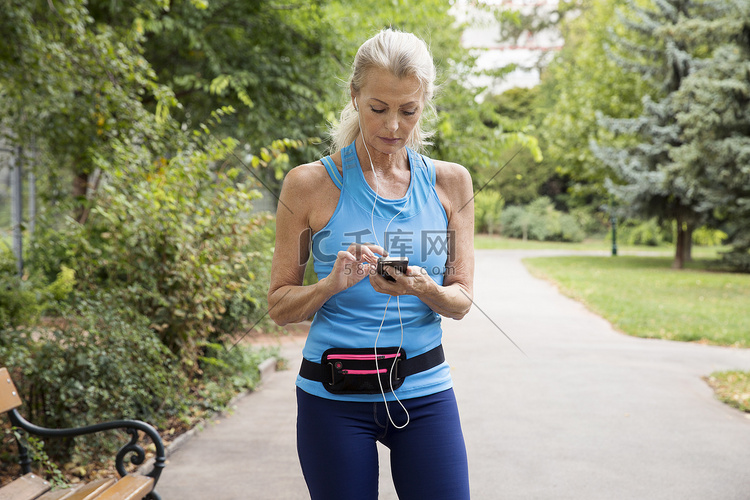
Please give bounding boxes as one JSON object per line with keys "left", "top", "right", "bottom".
{"left": 0, "top": 368, "right": 166, "bottom": 500}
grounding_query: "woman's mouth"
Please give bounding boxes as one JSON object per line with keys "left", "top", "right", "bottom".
{"left": 379, "top": 137, "right": 401, "bottom": 145}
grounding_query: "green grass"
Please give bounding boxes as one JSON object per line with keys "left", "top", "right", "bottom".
{"left": 705, "top": 371, "right": 750, "bottom": 413}
{"left": 522, "top": 255, "right": 750, "bottom": 347}
{"left": 518, "top": 249, "right": 750, "bottom": 413}
{"left": 475, "top": 234, "right": 614, "bottom": 251}
{"left": 474, "top": 234, "right": 726, "bottom": 259}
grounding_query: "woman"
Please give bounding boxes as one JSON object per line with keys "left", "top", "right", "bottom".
{"left": 268, "top": 28, "right": 475, "bottom": 499}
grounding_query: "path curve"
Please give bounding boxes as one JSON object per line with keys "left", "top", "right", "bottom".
{"left": 158, "top": 249, "right": 750, "bottom": 499}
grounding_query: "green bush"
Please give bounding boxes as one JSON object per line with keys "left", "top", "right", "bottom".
{"left": 0, "top": 295, "right": 185, "bottom": 463}
{"left": 718, "top": 248, "right": 750, "bottom": 273}
{"left": 0, "top": 275, "right": 42, "bottom": 330}
{"left": 692, "top": 226, "right": 728, "bottom": 247}
{"left": 559, "top": 213, "right": 586, "bottom": 242}
{"left": 25, "top": 213, "right": 83, "bottom": 286}
{"left": 570, "top": 207, "right": 606, "bottom": 236}
{"left": 0, "top": 245, "right": 76, "bottom": 329}
{"left": 474, "top": 190, "right": 504, "bottom": 234}
{"left": 620, "top": 218, "right": 666, "bottom": 246}
{"left": 197, "top": 340, "right": 277, "bottom": 412}
{"left": 0, "top": 246, "right": 39, "bottom": 328}
{"left": 500, "top": 197, "right": 585, "bottom": 242}
{"left": 501, "top": 205, "right": 537, "bottom": 240}
{"left": 1, "top": 116, "right": 285, "bottom": 474}
{"left": 66, "top": 139, "right": 274, "bottom": 366}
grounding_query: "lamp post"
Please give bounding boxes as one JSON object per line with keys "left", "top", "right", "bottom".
{"left": 610, "top": 197, "right": 618, "bottom": 257}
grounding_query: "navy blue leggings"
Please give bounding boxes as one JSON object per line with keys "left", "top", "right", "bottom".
{"left": 296, "top": 387, "right": 470, "bottom": 499}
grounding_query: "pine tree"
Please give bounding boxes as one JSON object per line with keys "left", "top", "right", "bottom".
{"left": 591, "top": 0, "right": 708, "bottom": 268}
{"left": 669, "top": 1, "right": 750, "bottom": 271}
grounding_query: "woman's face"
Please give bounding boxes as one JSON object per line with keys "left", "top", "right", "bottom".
{"left": 353, "top": 67, "right": 424, "bottom": 156}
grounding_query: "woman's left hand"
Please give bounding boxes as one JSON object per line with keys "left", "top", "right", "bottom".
{"left": 369, "top": 265, "right": 435, "bottom": 298}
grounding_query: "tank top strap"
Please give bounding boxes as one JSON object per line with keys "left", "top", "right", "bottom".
{"left": 340, "top": 143, "right": 359, "bottom": 172}
{"left": 425, "top": 155, "right": 437, "bottom": 186}
{"left": 409, "top": 149, "right": 437, "bottom": 187}
{"left": 320, "top": 156, "right": 343, "bottom": 190}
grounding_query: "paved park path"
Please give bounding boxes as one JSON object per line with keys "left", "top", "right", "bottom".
{"left": 157, "top": 250, "right": 750, "bottom": 499}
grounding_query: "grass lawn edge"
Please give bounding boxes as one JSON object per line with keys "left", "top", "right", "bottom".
{"left": 520, "top": 254, "right": 750, "bottom": 416}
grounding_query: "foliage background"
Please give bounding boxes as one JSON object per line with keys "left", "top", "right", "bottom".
{"left": 0, "top": 0, "right": 535, "bottom": 476}
{"left": 1, "top": 0, "right": 749, "bottom": 479}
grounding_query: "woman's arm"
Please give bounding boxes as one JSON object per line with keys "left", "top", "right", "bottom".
{"left": 267, "top": 165, "right": 385, "bottom": 326}
{"left": 370, "top": 161, "right": 475, "bottom": 320}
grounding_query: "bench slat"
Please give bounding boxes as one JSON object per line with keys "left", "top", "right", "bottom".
{"left": 0, "top": 474, "right": 51, "bottom": 500}
{"left": 53, "top": 480, "right": 115, "bottom": 500}
{"left": 0, "top": 368, "right": 22, "bottom": 414}
{"left": 91, "top": 476, "right": 153, "bottom": 500}
{"left": 36, "top": 485, "right": 83, "bottom": 500}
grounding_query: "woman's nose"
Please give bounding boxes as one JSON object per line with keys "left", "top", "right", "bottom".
{"left": 385, "top": 112, "right": 399, "bottom": 132}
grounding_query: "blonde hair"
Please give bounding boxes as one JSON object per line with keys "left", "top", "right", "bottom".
{"left": 329, "top": 29, "right": 437, "bottom": 154}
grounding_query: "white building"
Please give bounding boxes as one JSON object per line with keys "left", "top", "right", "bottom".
{"left": 452, "top": 0, "right": 563, "bottom": 95}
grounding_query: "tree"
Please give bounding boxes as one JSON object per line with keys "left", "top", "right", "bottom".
{"left": 537, "top": 0, "right": 647, "bottom": 212}
{"left": 140, "top": 1, "right": 340, "bottom": 145}
{"left": 0, "top": 1, "right": 282, "bottom": 362}
{"left": 428, "top": 5, "right": 544, "bottom": 202}
{"left": 669, "top": 0, "right": 750, "bottom": 270}
{"left": 480, "top": 87, "right": 552, "bottom": 207}
{"left": 0, "top": 0, "right": 179, "bottom": 221}
{"left": 591, "top": 0, "right": 711, "bottom": 269}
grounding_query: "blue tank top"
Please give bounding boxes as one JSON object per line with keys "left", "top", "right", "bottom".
{"left": 295, "top": 141, "right": 452, "bottom": 402}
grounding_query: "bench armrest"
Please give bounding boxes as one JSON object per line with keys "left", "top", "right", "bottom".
{"left": 8, "top": 408, "right": 166, "bottom": 488}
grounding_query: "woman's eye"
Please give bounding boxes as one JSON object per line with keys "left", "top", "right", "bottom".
{"left": 403, "top": 110, "right": 417, "bottom": 116}
{"left": 370, "top": 107, "right": 385, "bottom": 114}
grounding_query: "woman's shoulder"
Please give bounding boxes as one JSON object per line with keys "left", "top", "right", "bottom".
{"left": 285, "top": 160, "right": 325, "bottom": 185}
{"left": 428, "top": 158, "right": 473, "bottom": 219}
{"left": 279, "top": 156, "right": 343, "bottom": 230}
{"left": 284, "top": 152, "right": 343, "bottom": 189}
{"left": 431, "top": 159, "right": 472, "bottom": 188}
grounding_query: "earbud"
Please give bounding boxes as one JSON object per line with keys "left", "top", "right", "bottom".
{"left": 354, "top": 97, "right": 358, "bottom": 111}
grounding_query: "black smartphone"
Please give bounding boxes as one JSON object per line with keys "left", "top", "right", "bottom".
{"left": 376, "top": 257, "right": 409, "bottom": 282}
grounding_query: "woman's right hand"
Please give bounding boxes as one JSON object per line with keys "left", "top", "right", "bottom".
{"left": 326, "top": 243, "right": 386, "bottom": 294}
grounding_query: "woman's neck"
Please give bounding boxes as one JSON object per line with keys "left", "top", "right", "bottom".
{"left": 355, "top": 137, "right": 411, "bottom": 199}
{"left": 354, "top": 137, "right": 409, "bottom": 176}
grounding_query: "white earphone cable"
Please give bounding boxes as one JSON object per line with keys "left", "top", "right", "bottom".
{"left": 357, "top": 97, "right": 411, "bottom": 428}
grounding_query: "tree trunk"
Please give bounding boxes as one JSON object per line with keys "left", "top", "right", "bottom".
{"left": 72, "top": 170, "right": 89, "bottom": 224}
{"left": 10, "top": 146, "right": 23, "bottom": 276}
{"left": 684, "top": 223, "right": 694, "bottom": 263}
{"left": 673, "top": 219, "right": 685, "bottom": 269}
{"left": 673, "top": 219, "right": 694, "bottom": 269}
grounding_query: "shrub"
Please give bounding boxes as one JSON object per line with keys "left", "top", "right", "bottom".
{"left": 621, "top": 218, "right": 666, "bottom": 246}
{"left": 474, "top": 190, "right": 504, "bottom": 234}
{"left": 197, "top": 340, "right": 277, "bottom": 412}
{"left": 501, "top": 205, "right": 535, "bottom": 240}
{"left": 0, "top": 245, "right": 76, "bottom": 329}
{"left": 25, "top": 213, "right": 83, "bottom": 286}
{"left": 65, "top": 139, "right": 274, "bottom": 367}
{"left": 0, "top": 275, "right": 42, "bottom": 330}
{"left": 499, "top": 197, "right": 585, "bottom": 242}
{"left": 559, "top": 213, "right": 586, "bottom": 242}
{"left": 692, "top": 226, "right": 728, "bottom": 247}
{"left": 0, "top": 294, "right": 185, "bottom": 463}
{"left": 570, "top": 207, "right": 605, "bottom": 236}
{"left": 718, "top": 248, "right": 750, "bottom": 273}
